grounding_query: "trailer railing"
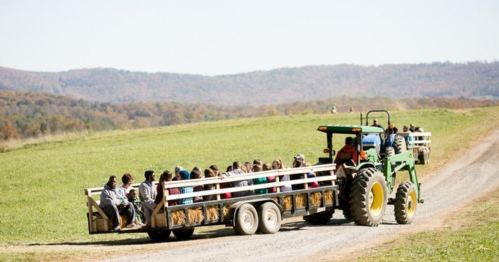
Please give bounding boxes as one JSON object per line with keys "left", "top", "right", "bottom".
{"left": 85, "top": 164, "right": 337, "bottom": 233}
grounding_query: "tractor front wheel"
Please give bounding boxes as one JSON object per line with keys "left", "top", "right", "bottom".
{"left": 394, "top": 182, "right": 418, "bottom": 224}
{"left": 349, "top": 167, "right": 388, "bottom": 226}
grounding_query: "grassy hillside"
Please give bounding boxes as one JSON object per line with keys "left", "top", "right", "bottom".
{"left": 1, "top": 107, "right": 499, "bottom": 246}
{"left": 1, "top": 62, "right": 498, "bottom": 106}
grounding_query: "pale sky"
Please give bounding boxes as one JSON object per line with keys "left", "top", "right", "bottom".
{"left": 0, "top": 0, "right": 498, "bottom": 76}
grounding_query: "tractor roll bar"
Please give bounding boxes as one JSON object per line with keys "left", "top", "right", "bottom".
{"left": 362, "top": 110, "right": 391, "bottom": 128}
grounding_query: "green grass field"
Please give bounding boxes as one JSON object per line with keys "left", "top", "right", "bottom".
{"left": 1, "top": 107, "right": 498, "bottom": 248}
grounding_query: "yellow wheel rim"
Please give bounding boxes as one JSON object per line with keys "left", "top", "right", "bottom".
{"left": 407, "top": 191, "right": 417, "bottom": 216}
{"left": 369, "top": 182, "right": 384, "bottom": 216}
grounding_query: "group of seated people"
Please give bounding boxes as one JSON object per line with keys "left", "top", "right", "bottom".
{"left": 333, "top": 120, "right": 426, "bottom": 167}
{"left": 99, "top": 153, "right": 320, "bottom": 231}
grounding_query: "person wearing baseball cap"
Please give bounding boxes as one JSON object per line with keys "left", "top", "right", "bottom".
{"left": 294, "top": 153, "right": 305, "bottom": 163}
{"left": 292, "top": 153, "right": 306, "bottom": 190}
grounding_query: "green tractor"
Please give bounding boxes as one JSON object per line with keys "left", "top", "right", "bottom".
{"left": 315, "top": 110, "right": 423, "bottom": 226}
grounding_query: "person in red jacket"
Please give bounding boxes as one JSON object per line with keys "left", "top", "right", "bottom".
{"left": 334, "top": 137, "right": 358, "bottom": 166}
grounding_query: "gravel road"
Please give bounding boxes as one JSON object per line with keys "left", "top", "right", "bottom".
{"left": 97, "top": 131, "right": 499, "bottom": 262}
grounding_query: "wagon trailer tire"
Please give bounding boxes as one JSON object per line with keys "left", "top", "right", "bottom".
{"left": 394, "top": 182, "right": 418, "bottom": 224}
{"left": 234, "top": 204, "right": 259, "bottom": 235}
{"left": 349, "top": 167, "right": 388, "bottom": 226}
{"left": 172, "top": 228, "right": 195, "bottom": 240}
{"left": 257, "top": 202, "right": 281, "bottom": 234}
{"left": 147, "top": 230, "right": 171, "bottom": 242}
{"left": 304, "top": 208, "right": 333, "bottom": 225}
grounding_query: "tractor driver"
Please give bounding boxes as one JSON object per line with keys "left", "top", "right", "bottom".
{"left": 372, "top": 118, "right": 383, "bottom": 129}
{"left": 334, "top": 137, "right": 358, "bottom": 166}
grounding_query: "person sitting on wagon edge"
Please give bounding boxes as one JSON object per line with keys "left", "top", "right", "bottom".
{"left": 139, "top": 170, "right": 157, "bottom": 227}
{"left": 100, "top": 175, "right": 135, "bottom": 231}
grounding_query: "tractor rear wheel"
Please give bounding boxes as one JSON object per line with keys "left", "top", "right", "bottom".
{"left": 385, "top": 147, "right": 395, "bottom": 158}
{"left": 339, "top": 176, "right": 353, "bottom": 220}
{"left": 385, "top": 147, "right": 396, "bottom": 166}
{"left": 393, "top": 135, "right": 407, "bottom": 154}
{"left": 394, "top": 182, "right": 417, "bottom": 224}
{"left": 349, "top": 167, "right": 388, "bottom": 226}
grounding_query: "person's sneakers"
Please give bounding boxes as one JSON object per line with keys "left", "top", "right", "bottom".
{"left": 125, "top": 223, "right": 136, "bottom": 228}
{"left": 110, "top": 226, "right": 121, "bottom": 232}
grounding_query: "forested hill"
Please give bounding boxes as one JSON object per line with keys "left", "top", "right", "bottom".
{"left": 0, "top": 62, "right": 498, "bottom": 106}
{"left": 1, "top": 90, "right": 497, "bottom": 142}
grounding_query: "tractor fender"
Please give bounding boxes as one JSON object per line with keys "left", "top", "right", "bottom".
{"left": 227, "top": 199, "right": 283, "bottom": 227}
{"left": 352, "top": 162, "right": 377, "bottom": 178}
{"left": 356, "top": 162, "right": 376, "bottom": 172}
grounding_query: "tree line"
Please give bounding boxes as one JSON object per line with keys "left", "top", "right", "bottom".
{"left": 1, "top": 90, "right": 498, "bottom": 142}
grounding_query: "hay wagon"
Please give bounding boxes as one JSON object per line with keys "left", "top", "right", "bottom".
{"left": 84, "top": 164, "right": 338, "bottom": 241}
{"left": 398, "top": 131, "right": 432, "bottom": 165}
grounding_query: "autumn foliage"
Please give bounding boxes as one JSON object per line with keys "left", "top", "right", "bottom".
{"left": 1, "top": 90, "right": 498, "bottom": 141}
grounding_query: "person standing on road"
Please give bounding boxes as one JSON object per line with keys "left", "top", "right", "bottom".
{"left": 139, "top": 170, "right": 157, "bottom": 227}
{"left": 100, "top": 176, "right": 135, "bottom": 231}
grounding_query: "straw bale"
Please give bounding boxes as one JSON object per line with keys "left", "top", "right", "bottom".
{"left": 171, "top": 210, "right": 186, "bottom": 225}
{"left": 283, "top": 196, "right": 292, "bottom": 210}
{"left": 296, "top": 194, "right": 306, "bottom": 208}
{"left": 310, "top": 192, "right": 322, "bottom": 206}
{"left": 223, "top": 203, "right": 234, "bottom": 216}
{"left": 188, "top": 208, "right": 204, "bottom": 223}
{"left": 206, "top": 206, "right": 220, "bottom": 221}
{"left": 325, "top": 190, "right": 333, "bottom": 204}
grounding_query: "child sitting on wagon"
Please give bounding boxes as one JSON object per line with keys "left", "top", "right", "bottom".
{"left": 128, "top": 189, "right": 145, "bottom": 225}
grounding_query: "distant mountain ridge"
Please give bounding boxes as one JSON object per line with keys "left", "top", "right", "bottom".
{"left": 0, "top": 62, "right": 498, "bottom": 105}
